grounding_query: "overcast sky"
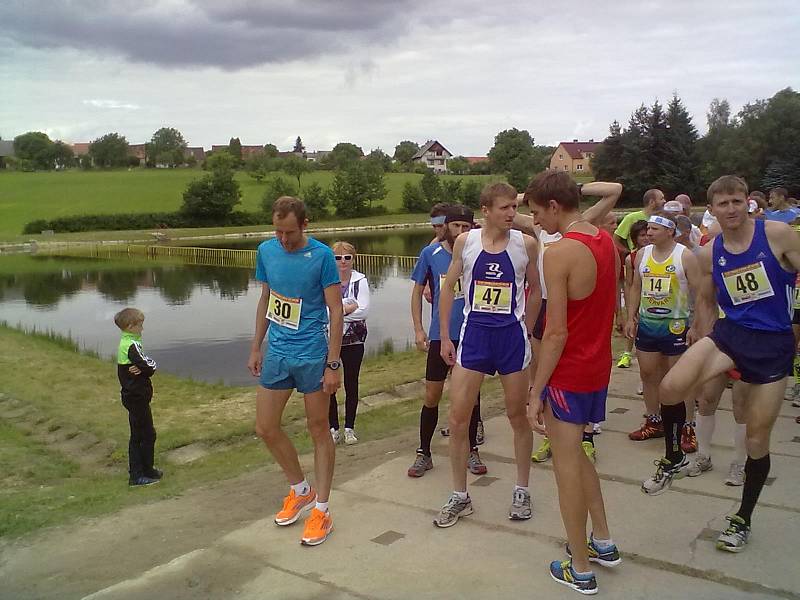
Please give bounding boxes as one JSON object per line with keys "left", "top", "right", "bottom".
{"left": 2, "top": 0, "right": 799, "bottom": 155}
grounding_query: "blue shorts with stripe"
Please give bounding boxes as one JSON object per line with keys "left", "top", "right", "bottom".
{"left": 457, "top": 321, "right": 531, "bottom": 376}
{"left": 260, "top": 350, "right": 326, "bottom": 394}
{"left": 542, "top": 385, "right": 607, "bottom": 425}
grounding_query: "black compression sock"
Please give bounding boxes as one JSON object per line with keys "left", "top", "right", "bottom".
{"left": 661, "top": 402, "right": 686, "bottom": 465}
{"left": 737, "top": 454, "right": 771, "bottom": 526}
{"left": 582, "top": 431, "right": 594, "bottom": 445}
{"left": 419, "top": 405, "right": 438, "bottom": 456}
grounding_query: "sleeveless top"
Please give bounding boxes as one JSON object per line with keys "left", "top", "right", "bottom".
{"left": 549, "top": 229, "right": 617, "bottom": 392}
{"left": 461, "top": 228, "right": 528, "bottom": 329}
{"left": 538, "top": 231, "right": 562, "bottom": 300}
{"left": 712, "top": 219, "right": 794, "bottom": 332}
{"left": 638, "top": 243, "right": 690, "bottom": 321}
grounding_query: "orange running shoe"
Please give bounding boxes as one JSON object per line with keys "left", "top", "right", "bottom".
{"left": 274, "top": 487, "right": 316, "bottom": 526}
{"left": 301, "top": 508, "right": 333, "bottom": 546}
{"left": 680, "top": 423, "right": 698, "bottom": 454}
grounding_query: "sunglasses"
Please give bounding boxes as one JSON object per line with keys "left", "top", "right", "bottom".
{"left": 334, "top": 254, "right": 353, "bottom": 261}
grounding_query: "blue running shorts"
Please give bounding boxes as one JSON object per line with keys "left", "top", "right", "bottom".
{"left": 457, "top": 321, "right": 531, "bottom": 376}
{"left": 542, "top": 385, "right": 608, "bottom": 425}
{"left": 709, "top": 318, "right": 794, "bottom": 385}
{"left": 260, "top": 351, "right": 326, "bottom": 394}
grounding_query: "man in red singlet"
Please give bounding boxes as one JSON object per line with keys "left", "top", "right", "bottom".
{"left": 525, "top": 171, "right": 622, "bottom": 595}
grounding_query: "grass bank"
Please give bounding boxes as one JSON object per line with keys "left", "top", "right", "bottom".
{"left": 0, "top": 169, "right": 502, "bottom": 241}
{"left": 0, "top": 323, "right": 434, "bottom": 538}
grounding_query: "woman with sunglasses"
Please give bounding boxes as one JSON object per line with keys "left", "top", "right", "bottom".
{"left": 328, "top": 241, "right": 371, "bottom": 445}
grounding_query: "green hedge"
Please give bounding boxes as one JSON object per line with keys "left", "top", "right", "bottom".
{"left": 22, "top": 211, "right": 264, "bottom": 234}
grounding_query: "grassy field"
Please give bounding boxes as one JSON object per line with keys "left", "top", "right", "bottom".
{"left": 0, "top": 322, "right": 445, "bottom": 538}
{"left": 0, "top": 169, "right": 503, "bottom": 240}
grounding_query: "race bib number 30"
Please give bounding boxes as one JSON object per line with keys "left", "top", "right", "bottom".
{"left": 439, "top": 274, "right": 464, "bottom": 300}
{"left": 722, "top": 262, "right": 774, "bottom": 306}
{"left": 267, "top": 291, "right": 302, "bottom": 330}
{"left": 472, "top": 280, "right": 512, "bottom": 314}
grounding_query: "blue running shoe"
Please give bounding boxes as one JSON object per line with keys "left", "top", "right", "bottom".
{"left": 566, "top": 535, "right": 622, "bottom": 567}
{"left": 549, "top": 559, "right": 597, "bottom": 595}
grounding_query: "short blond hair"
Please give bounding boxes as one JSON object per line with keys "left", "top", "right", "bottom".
{"left": 114, "top": 307, "right": 144, "bottom": 330}
{"left": 707, "top": 175, "right": 748, "bottom": 204}
{"left": 480, "top": 182, "right": 517, "bottom": 208}
{"left": 332, "top": 241, "right": 356, "bottom": 256}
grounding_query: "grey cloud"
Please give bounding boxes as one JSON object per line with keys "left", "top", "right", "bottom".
{"left": 0, "top": 0, "right": 418, "bottom": 69}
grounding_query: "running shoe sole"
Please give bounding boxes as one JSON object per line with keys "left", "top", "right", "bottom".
{"left": 566, "top": 544, "right": 622, "bottom": 567}
{"left": 549, "top": 571, "right": 598, "bottom": 595}
{"left": 301, "top": 524, "right": 333, "bottom": 546}
{"left": 275, "top": 496, "right": 316, "bottom": 526}
{"left": 716, "top": 540, "right": 746, "bottom": 553}
{"left": 433, "top": 505, "right": 473, "bottom": 528}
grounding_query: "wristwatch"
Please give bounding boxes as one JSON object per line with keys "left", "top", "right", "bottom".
{"left": 326, "top": 360, "right": 341, "bottom": 371}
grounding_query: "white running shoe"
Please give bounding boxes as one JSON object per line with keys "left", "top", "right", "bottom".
{"left": 344, "top": 428, "right": 358, "bottom": 445}
{"left": 330, "top": 428, "right": 341, "bottom": 444}
{"left": 724, "top": 462, "right": 745, "bottom": 486}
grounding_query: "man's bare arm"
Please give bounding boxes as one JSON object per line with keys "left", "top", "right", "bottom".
{"left": 324, "top": 284, "right": 344, "bottom": 362}
{"left": 523, "top": 234, "right": 542, "bottom": 337}
{"left": 581, "top": 182, "right": 623, "bottom": 225}
{"left": 439, "top": 233, "right": 467, "bottom": 342}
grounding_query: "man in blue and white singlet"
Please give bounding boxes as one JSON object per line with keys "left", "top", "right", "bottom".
{"left": 433, "top": 183, "right": 541, "bottom": 528}
{"left": 641, "top": 175, "right": 800, "bottom": 554}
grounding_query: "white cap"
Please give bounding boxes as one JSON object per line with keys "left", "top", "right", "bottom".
{"left": 748, "top": 199, "right": 758, "bottom": 213}
{"left": 663, "top": 200, "right": 683, "bottom": 213}
{"left": 702, "top": 209, "right": 718, "bottom": 229}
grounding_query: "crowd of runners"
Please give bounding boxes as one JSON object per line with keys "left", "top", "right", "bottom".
{"left": 246, "top": 174, "right": 800, "bottom": 595}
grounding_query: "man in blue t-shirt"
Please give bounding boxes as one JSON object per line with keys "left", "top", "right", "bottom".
{"left": 247, "top": 196, "right": 342, "bottom": 547}
{"left": 408, "top": 205, "right": 486, "bottom": 478}
{"left": 764, "top": 187, "right": 800, "bottom": 224}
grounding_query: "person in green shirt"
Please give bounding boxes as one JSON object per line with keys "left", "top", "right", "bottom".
{"left": 614, "top": 188, "right": 666, "bottom": 251}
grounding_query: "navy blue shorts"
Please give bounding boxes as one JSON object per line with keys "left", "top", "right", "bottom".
{"left": 260, "top": 351, "right": 326, "bottom": 394}
{"left": 458, "top": 321, "right": 531, "bottom": 376}
{"left": 635, "top": 318, "right": 688, "bottom": 356}
{"left": 426, "top": 340, "right": 457, "bottom": 382}
{"left": 709, "top": 318, "right": 794, "bottom": 385}
{"left": 542, "top": 385, "right": 607, "bottom": 425}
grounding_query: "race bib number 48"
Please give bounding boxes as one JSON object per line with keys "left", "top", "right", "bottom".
{"left": 722, "top": 262, "right": 774, "bottom": 306}
{"left": 439, "top": 274, "right": 464, "bottom": 300}
{"left": 472, "top": 280, "right": 512, "bottom": 314}
{"left": 267, "top": 290, "right": 302, "bottom": 330}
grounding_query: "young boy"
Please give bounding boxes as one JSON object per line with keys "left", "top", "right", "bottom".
{"left": 115, "top": 307, "right": 162, "bottom": 487}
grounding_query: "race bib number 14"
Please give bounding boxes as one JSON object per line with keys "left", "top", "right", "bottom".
{"left": 472, "top": 280, "right": 512, "bottom": 314}
{"left": 267, "top": 291, "right": 302, "bottom": 330}
{"left": 722, "top": 262, "right": 774, "bottom": 306}
{"left": 439, "top": 274, "right": 464, "bottom": 300}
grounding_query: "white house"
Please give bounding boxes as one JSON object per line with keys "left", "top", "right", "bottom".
{"left": 412, "top": 140, "right": 452, "bottom": 173}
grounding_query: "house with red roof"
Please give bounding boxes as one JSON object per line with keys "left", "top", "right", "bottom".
{"left": 549, "top": 139, "right": 600, "bottom": 174}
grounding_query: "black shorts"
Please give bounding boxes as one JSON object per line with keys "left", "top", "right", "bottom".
{"left": 709, "top": 318, "right": 794, "bottom": 384}
{"left": 426, "top": 340, "right": 458, "bottom": 382}
{"left": 532, "top": 300, "right": 547, "bottom": 341}
{"left": 793, "top": 309, "right": 800, "bottom": 325}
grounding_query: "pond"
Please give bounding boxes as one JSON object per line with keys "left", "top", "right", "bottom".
{"left": 0, "top": 229, "right": 435, "bottom": 386}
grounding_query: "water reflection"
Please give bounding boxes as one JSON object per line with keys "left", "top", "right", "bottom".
{"left": 0, "top": 231, "right": 432, "bottom": 385}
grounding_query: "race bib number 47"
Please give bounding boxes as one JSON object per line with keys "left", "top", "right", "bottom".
{"left": 472, "top": 280, "right": 512, "bottom": 314}
{"left": 267, "top": 291, "right": 302, "bottom": 330}
{"left": 722, "top": 262, "right": 774, "bottom": 306}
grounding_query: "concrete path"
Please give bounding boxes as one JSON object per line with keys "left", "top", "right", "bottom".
{"left": 2, "top": 363, "right": 799, "bottom": 599}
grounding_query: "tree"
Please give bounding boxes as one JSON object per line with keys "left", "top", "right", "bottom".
{"left": 148, "top": 127, "right": 187, "bottom": 167}
{"left": 401, "top": 181, "right": 428, "bottom": 213}
{"left": 293, "top": 136, "right": 305, "bottom": 153}
{"left": 420, "top": 170, "right": 442, "bottom": 204}
{"left": 228, "top": 137, "right": 242, "bottom": 164}
{"left": 205, "top": 150, "right": 238, "bottom": 173}
{"left": 327, "top": 142, "right": 364, "bottom": 170}
{"left": 263, "top": 143, "right": 279, "bottom": 158}
{"left": 448, "top": 156, "right": 470, "bottom": 175}
{"left": 301, "top": 181, "right": 329, "bottom": 221}
{"left": 245, "top": 152, "right": 279, "bottom": 182}
{"left": 283, "top": 154, "right": 312, "bottom": 190}
{"left": 261, "top": 176, "right": 297, "bottom": 215}
{"left": 365, "top": 148, "right": 392, "bottom": 172}
{"left": 707, "top": 98, "right": 732, "bottom": 132}
{"left": 363, "top": 162, "right": 388, "bottom": 209}
{"left": 591, "top": 121, "right": 625, "bottom": 184}
{"left": 13, "top": 131, "right": 54, "bottom": 169}
{"left": 393, "top": 140, "right": 420, "bottom": 170}
{"left": 89, "top": 133, "right": 129, "bottom": 168}
{"left": 460, "top": 179, "right": 482, "bottom": 209}
{"left": 181, "top": 170, "right": 242, "bottom": 222}
{"left": 442, "top": 179, "right": 462, "bottom": 202}
{"left": 488, "top": 128, "right": 535, "bottom": 174}
{"left": 50, "top": 141, "right": 74, "bottom": 170}
{"left": 659, "top": 94, "right": 700, "bottom": 196}
{"left": 328, "top": 163, "right": 383, "bottom": 217}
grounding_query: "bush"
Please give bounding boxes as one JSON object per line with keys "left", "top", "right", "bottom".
{"left": 180, "top": 170, "right": 241, "bottom": 222}
{"left": 401, "top": 182, "right": 428, "bottom": 213}
{"left": 301, "top": 182, "right": 329, "bottom": 221}
{"left": 22, "top": 210, "right": 262, "bottom": 234}
{"left": 261, "top": 176, "right": 298, "bottom": 215}
{"left": 127, "top": 156, "right": 142, "bottom": 168}
{"left": 460, "top": 180, "right": 482, "bottom": 209}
